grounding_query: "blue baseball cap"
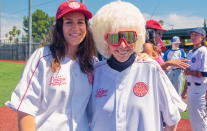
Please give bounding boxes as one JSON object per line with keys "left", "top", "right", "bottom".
{"left": 189, "top": 27, "right": 206, "bottom": 36}
{"left": 171, "top": 36, "right": 181, "bottom": 44}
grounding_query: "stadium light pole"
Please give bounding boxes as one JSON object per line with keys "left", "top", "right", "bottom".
{"left": 28, "top": 0, "right": 32, "bottom": 57}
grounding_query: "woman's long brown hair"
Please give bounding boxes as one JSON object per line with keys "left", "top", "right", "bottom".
{"left": 49, "top": 17, "right": 96, "bottom": 74}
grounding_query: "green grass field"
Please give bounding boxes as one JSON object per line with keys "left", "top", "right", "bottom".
{"left": 0, "top": 62, "right": 25, "bottom": 106}
{"left": 181, "top": 109, "right": 189, "bottom": 119}
{"left": 0, "top": 61, "right": 189, "bottom": 119}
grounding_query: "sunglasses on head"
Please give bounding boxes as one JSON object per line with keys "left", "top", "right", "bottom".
{"left": 105, "top": 31, "right": 138, "bottom": 47}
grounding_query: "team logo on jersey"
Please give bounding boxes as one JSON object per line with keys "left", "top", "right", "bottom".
{"left": 191, "top": 57, "right": 196, "bottom": 63}
{"left": 96, "top": 88, "right": 108, "bottom": 98}
{"left": 49, "top": 76, "right": 66, "bottom": 86}
{"left": 133, "top": 82, "right": 148, "bottom": 97}
{"left": 87, "top": 72, "right": 94, "bottom": 85}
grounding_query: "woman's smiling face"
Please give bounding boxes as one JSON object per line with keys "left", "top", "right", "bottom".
{"left": 62, "top": 12, "right": 86, "bottom": 49}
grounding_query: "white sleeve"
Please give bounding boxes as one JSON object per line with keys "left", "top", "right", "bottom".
{"left": 156, "top": 67, "right": 185, "bottom": 126}
{"left": 201, "top": 49, "right": 207, "bottom": 72}
{"left": 154, "top": 61, "right": 187, "bottom": 112}
{"left": 5, "top": 48, "right": 44, "bottom": 116}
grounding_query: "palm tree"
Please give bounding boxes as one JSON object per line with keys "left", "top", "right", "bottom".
{"left": 159, "top": 20, "right": 164, "bottom": 26}
{"left": 16, "top": 30, "right": 21, "bottom": 43}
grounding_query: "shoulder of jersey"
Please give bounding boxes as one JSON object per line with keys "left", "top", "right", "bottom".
{"left": 94, "top": 60, "right": 107, "bottom": 69}
{"left": 134, "top": 57, "right": 162, "bottom": 69}
{"left": 200, "top": 46, "right": 207, "bottom": 51}
{"left": 33, "top": 46, "right": 53, "bottom": 61}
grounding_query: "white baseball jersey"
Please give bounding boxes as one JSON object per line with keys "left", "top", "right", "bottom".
{"left": 185, "top": 46, "right": 207, "bottom": 131}
{"left": 88, "top": 58, "right": 186, "bottom": 131}
{"left": 5, "top": 46, "right": 92, "bottom": 131}
{"left": 163, "top": 49, "right": 186, "bottom": 61}
{"left": 186, "top": 46, "right": 207, "bottom": 84}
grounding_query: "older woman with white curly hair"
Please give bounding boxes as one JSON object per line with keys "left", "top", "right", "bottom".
{"left": 92, "top": 0, "right": 145, "bottom": 59}
{"left": 87, "top": 1, "right": 186, "bottom": 131}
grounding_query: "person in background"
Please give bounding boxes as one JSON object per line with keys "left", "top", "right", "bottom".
{"left": 182, "top": 27, "right": 207, "bottom": 131}
{"left": 5, "top": 1, "right": 96, "bottom": 131}
{"left": 143, "top": 20, "right": 189, "bottom": 71}
{"left": 163, "top": 36, "right": 186, "bottom": 95}
{"left": 88, "top": 1, "right": 186, "bottom": 131}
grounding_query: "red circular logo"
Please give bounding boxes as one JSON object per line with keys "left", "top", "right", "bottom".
{"left": 133, "top": 82, "right": 148, "bottom": 97}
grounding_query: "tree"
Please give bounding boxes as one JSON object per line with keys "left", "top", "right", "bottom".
{"left": 159, "top": 20, "right": 164, "bottom": 26}
{"left": 5, "top": 26, "right": 21, "bottom": 43}
{"left": 23, "top": 9, "right": 55, "bottom": 43}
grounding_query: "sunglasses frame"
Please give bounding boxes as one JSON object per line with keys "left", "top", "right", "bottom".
{"left": 105, "top": 31, "right": 138, "bottom": 47}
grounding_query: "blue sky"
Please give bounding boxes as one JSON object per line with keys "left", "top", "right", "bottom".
{"left": 1, "top": 0, "right": 207, "bottom": 38}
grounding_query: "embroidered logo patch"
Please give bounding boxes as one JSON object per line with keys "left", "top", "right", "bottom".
{"left": 49, "top": 76, "right": 66, "bottom": 86}
{"left": 96, "top": 88, "right": 108, "bottom": 98}
{"left": 68, "top": 2, "right": 80, "bottom": 9}
{"left": 133, "top": 82, "right": 148, "bottom": 97}
{"left": 191, "top": 57, "right": 196, "bottom": 63}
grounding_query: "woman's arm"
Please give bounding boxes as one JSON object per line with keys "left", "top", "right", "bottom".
{"left": 184, "top": 68, "right": 203, "bottom": 78}
{"left": 164, "top": 124, "right": 177, "bottom": 131}
{"left": 160, "top": 60, "right": 190, "bottom": 71}
{"left": 18, "top": 111, "right": 36, "bottom": 131}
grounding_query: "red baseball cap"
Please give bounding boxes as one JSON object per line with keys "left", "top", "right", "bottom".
{"left": 146, "top": 19, "right": 168, "bottom": 32}
{"left": 56, "top": 0, "right": 92, "bottom": 21}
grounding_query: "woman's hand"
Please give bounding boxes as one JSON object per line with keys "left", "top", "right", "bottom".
{"left": 137, "top": 53, "right": 150, "bottom": 61}
{"left": 168, "top": 59, "right": 190, "bottom": 69}
{"left": 162, "top": 60, "right": 190, "bottom": 70}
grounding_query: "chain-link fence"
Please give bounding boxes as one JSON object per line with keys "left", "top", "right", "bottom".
{"left": 0, "top": 42, "right": 42, "bottom": 60}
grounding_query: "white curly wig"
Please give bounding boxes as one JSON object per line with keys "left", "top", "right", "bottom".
{"left": 91, "top": 0, "right": 146, "bottom": 58}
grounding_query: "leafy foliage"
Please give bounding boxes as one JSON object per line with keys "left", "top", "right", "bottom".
{"left": 23, "top": 9, "right": 55, "bottom": 43}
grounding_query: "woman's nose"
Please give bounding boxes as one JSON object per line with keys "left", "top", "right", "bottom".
{"left": 120, "top": 41, "right": 126, "bottom": 48}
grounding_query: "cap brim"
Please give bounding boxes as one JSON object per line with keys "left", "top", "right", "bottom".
{"left": 160, "top": 28, "right": 168, "bottom": 32}
{"left": 189, "top": 30, "right": 206, "bottom": 36}
{"left": 146, "top": 25, "right": 168, "bottom": 31}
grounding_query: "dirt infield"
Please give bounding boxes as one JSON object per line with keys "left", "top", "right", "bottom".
{"left": 0, "top": 106, "right": 192, "bottom": 131}
{"left": 0, "top": 60, "right": 26, "bottom": 63}
{"left": 0, "top": 107, "right": 18, "bottom": 131}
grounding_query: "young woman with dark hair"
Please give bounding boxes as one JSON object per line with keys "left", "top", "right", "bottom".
{"left": 6, "top": 1, "right": 96, "bottom": 131}
{"left": 50, "top": 17, "right": 96, "bottom": 73}
{"left": 144, "top": 20, "right": 189, "bottom": 71}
